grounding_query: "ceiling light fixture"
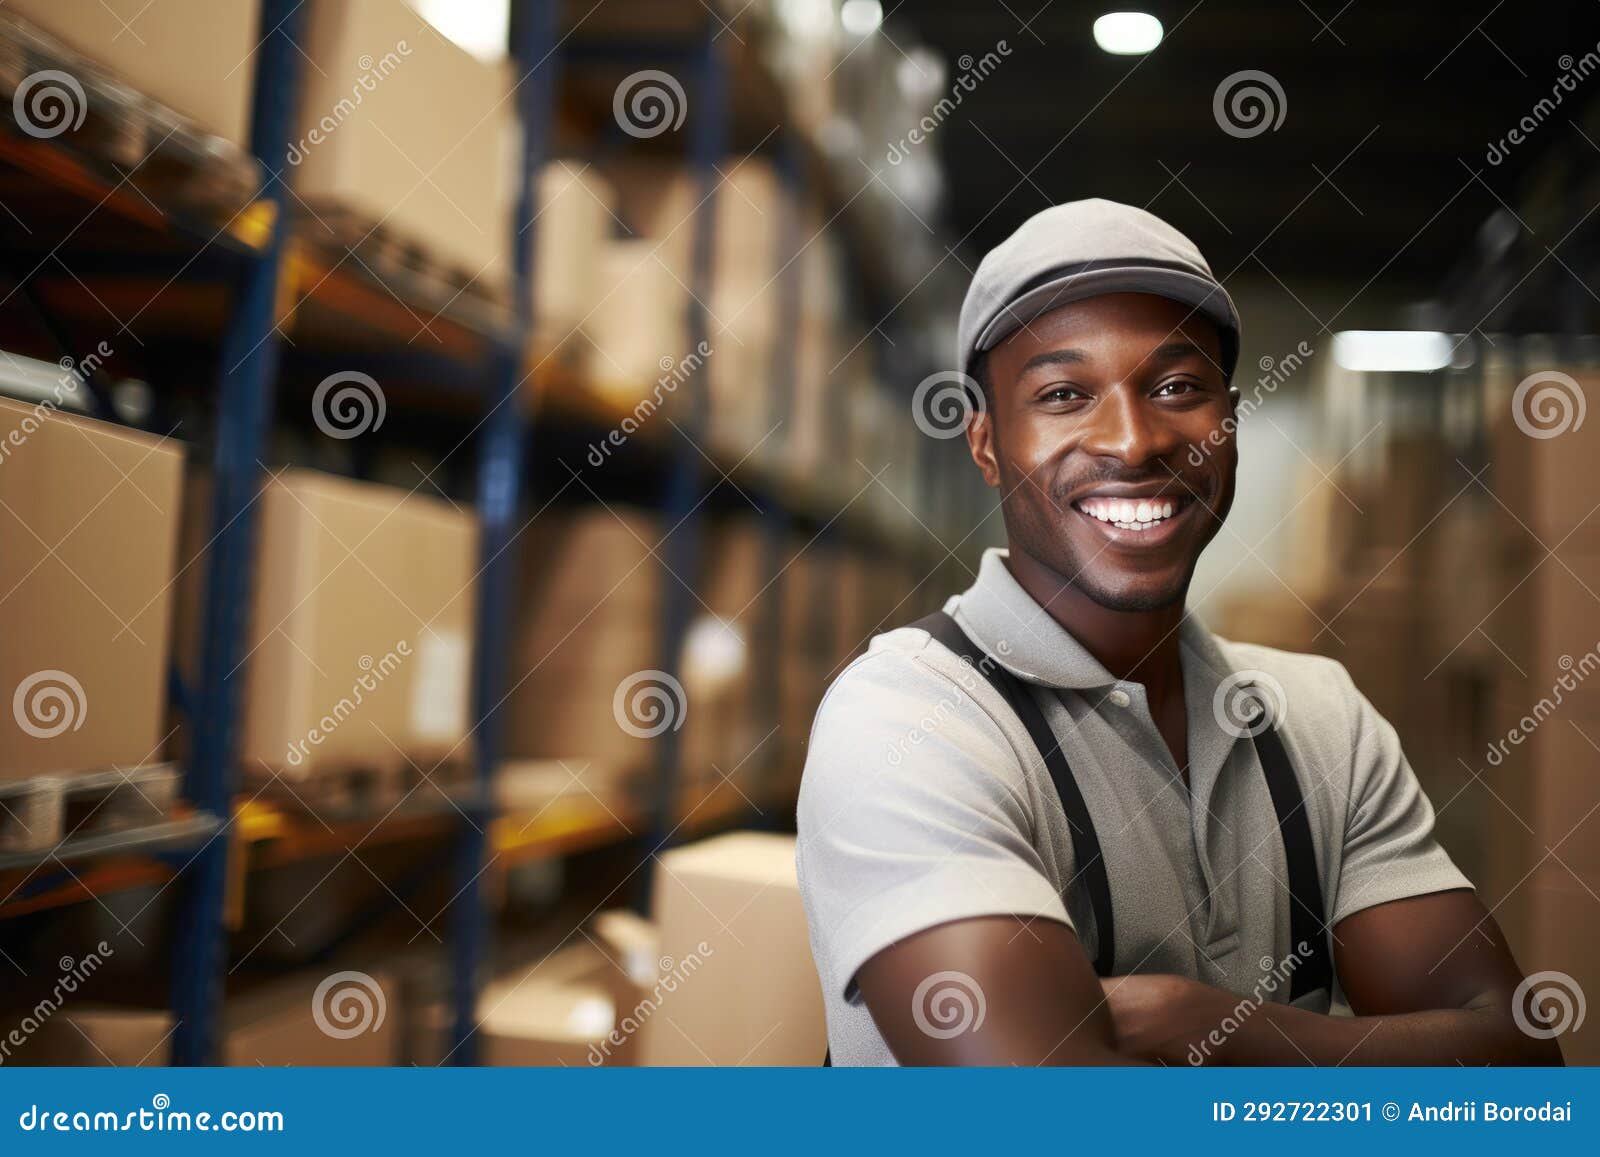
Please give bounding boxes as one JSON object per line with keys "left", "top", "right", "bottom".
{"left": 1093, "top": 12, "right": 1163, "bottom": 55}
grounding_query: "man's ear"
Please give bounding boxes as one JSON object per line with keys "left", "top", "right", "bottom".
{"left": 966, "top": 396, "right": 1001, "bottom": 489}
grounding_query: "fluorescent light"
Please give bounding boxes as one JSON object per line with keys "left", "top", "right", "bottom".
{"left": 777, "top": 0, "right": 835, "bottom": 40}
{"left": 407, "top": 0, "right": 509, "bottom": 63}
{"left": 1093, "top": 11, "right": 1163, "bottom": 55}
{"left": 1331, "top": 330, "right": 1454, "bottom": 373}
{"left": 841, "top": 0, "right": 883, "bottom": 37}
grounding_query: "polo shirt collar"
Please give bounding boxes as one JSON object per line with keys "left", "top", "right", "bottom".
{"left": 950, "top": 547, "right": 1255, "bottom": 806}
{"left": 951, "top": 546, "right": 1246, "bottom": 703}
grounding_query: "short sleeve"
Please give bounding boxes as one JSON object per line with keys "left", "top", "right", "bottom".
{"left": 795, "top": 646, "right": 1073, "bottom": 1004}
{"left": 1330, "top": 670, "right": 1475, "bottom": 926}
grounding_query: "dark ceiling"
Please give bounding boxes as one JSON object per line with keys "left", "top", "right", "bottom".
{"left": 890, "top": 1, "right": 1600, "bottom": 292}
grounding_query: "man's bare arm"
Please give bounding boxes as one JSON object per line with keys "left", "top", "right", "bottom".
{"left": 854, "top": 914, "right": 1143, "bottom": 1065}
{"left": 1102, "top": 890, "right": 1563, "bottom": 1066}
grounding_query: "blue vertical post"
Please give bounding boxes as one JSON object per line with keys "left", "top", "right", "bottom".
{"left": 448, "top": 0, "right": 562, "bottom": 1066}
{"left": 169, "top": 0, "right": 305, "bottom": 1066}
{"left": 638, "top": 29, "right": 728, "bottom": 906}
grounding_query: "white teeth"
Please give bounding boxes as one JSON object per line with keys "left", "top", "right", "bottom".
{"left": 1076, "top": 496, "right": 1184, "bottom": 531}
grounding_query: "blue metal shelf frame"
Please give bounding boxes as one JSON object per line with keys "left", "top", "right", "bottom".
{"left": 447, "top": 0, "right": 563, "bottom": 1067}
{"left": 169, "top": 0, "right": 306, "bottom": 1067}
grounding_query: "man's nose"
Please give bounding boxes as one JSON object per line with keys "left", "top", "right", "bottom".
{"left": 1077, "top": 387, "right": 1183, "bottom": 467}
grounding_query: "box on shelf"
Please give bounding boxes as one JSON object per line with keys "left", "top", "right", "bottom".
{"left": 176, "top": 469, "right": 479, "bottom": 784}
{"left": 639, "top": 831, "right": 825, "bottom": 1066}
{"left": 296, "top": 0, "right": 513, "bottom": 289}
{"left": 6, "top": 0, "right": 258, "bottom": 146}
{"left": 1480, "top": 539, "right": 1600, "bottom": 696}
{"left": 502, "top": 507, "right": 662, "bottom": 780}
{"left": 678, "top": 519, "right": 766, "bottom": 791}
{"left": 1488, "top": 368, "right": 1600, "bottom": 535}
{"left": 0, "top": 396, "right": 183, "bottom": 782}
{"left": 584, "top": 238, "right": 692, "bottom": 402}
{"left": 533, "top": 161, "right": 616, "bottom": 356}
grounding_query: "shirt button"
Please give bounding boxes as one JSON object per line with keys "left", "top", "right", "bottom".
{"left": 1107, "top": 688, "right": 1132, "bottom": 708}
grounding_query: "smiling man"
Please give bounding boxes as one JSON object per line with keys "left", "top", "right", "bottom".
{"left": 795, "top": 199, "right": 1559, "bottom": 1067}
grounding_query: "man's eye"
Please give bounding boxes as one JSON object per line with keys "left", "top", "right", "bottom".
{"left": 1040, "top": 386, "right": 1083, "bottom": 403}
{"left": 1154, "top": 379, "right": 1199, "bottom": 397}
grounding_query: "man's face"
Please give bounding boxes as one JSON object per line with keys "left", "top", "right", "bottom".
{"left": 967, "top": 292, "right": 1237, "bottom": 612}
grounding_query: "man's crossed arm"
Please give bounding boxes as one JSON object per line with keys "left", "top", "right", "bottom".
{"left": 853, "top": 889, "right": 1564, "bottom": 1066}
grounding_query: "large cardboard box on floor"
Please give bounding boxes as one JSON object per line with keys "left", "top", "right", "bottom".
{"left": 639, "top": 831, "right": 825, "bottom": 1066}
{"left": 296, "top": 0, "right": 514, "bottom": 289}
{"left": 6, "top": 0, "right": 258, "bottom": 146}
{"left": 419, "top": 939, "right": 641, "bottom": 1067}
{"left": 9, "top": 968, "right": 398, "bottom": 1066}
{"left": 179, "top": 469, "right": 479, "bottom": 782}
{"left": 0, "top": 396, "right": 183, "bottom": 782}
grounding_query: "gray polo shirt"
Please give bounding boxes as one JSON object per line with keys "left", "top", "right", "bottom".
{"left": 795, "top": 547, "right": 1473, "bottom": 1066}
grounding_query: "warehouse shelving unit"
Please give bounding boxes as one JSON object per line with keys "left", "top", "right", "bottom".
{"left": 0, "top": 0, "right": 975, "bottom": 1066}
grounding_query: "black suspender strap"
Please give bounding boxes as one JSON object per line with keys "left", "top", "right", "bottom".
{"left": 1249, "top": 720, "right": 1333, "bottom": 1003}
{"left": 912, "top": 610, "right": 1117, "bottom": 977}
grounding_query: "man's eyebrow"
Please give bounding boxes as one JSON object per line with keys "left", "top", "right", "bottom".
{"left": 1148, "top": 341, "right": 1208, "bottom": 362}
{"left": 1018, "top": 348, "right": 1088, "bottom": 374}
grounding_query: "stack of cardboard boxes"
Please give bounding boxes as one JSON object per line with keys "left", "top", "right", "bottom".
{"left": 1481, "top": 361, "right": 1600, "bottom": 1059}
{"left": 0, "top": 396, "right": 184, "bottom": 834}
{"left": 416, "top": 832, "right": 824, "bottom": 1068}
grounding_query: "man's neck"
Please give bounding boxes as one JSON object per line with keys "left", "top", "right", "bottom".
{"left": 1002, "top": 546, "right": 1187, "bottom": 700}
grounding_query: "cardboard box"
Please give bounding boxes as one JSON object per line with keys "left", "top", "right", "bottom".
{"left": 585, "top": 238, "right": 692, "bottom": 401}
{"left": 296, "top": 0, "right": 513, "bottom": 288}
{"left": 678, "top": 520, "right": 765, "bottom": 790}
{"left": 1523, "top": 866, "right": 1600, "bottom": 1066}
{"left": 180, "top": 469, "right": 479, "bottom": 781}
{"left": 502, "top": 507, "right": 662, "bottom": 777}
{"left": 0, "top": 396, "right": 183, "bottom": 782}
{"left": 639, "top": 831, "right": 825, "bottom": 1066}
{"left": 419, "top": 943, "right": 626, "bottom": 1067}
{"left": 583, "top": 909, "right": 661, "bottom": 1066}
{"left": 533, "top": 161, "right": 615, "bottom": 350}
{"left": 227, "top": 968, "right": 399, "bottom": 1065}
{"left": 1488, "top": 368, "right": 1600, "bottom": 534}
{"left": 1481, "top": 541, "right": 1600, "bottom": 696}
{"left": 7, "top": 0, "right": 258, "bottom": 146}
{"left": 8, "top": 968, "right": 398, "bottom": 1066}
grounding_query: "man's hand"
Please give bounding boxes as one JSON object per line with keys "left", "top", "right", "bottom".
{"left": 1099, "top": 974, "right": 1244, "bottom": 1066}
